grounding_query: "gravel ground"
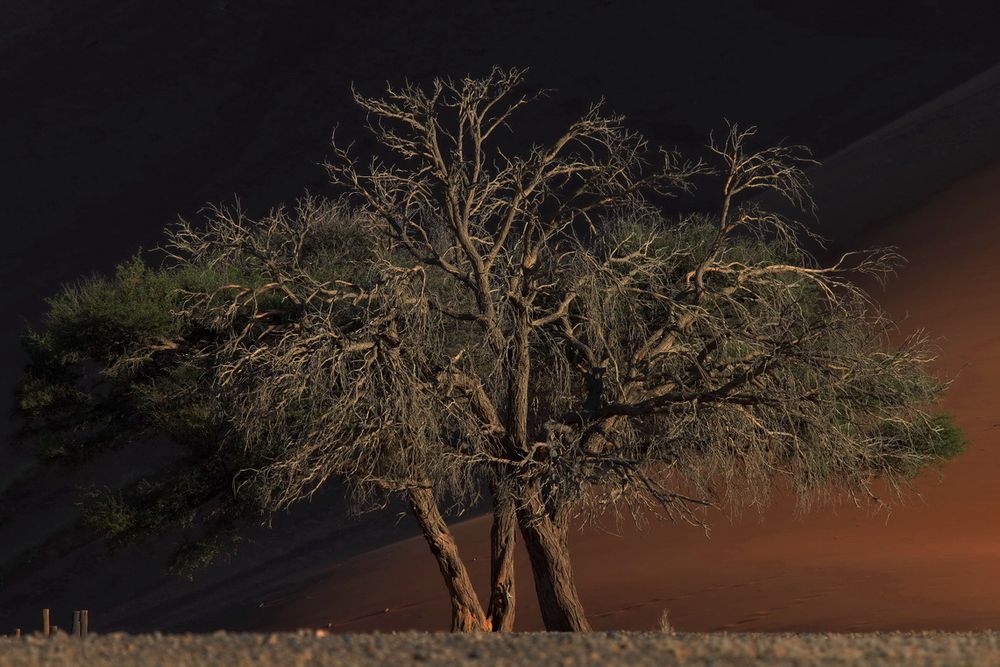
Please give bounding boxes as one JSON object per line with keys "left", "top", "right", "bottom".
{"left": 2, "top": 631, "right": 1000, "bottom": 666}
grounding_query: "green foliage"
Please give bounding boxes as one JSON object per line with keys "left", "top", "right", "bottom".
{"left": 79, "top": 486, "right": 139, "bottom": 537}
{"left": 919, "top": 414, "right": 967, "bottom": 464}
{"left": 17, "top": 251, "right": 270, "bottom": 572}
{"left": 168, "top": 531, "right": 244, "bottom": 580}
{"left": 79, "top": 474, "right": 252, "bottom": 577}
{"left": 41, "top": 255, "right": 183, "bottom": 361}
{"left": 16, "top": 362, "right": 86, "bottom": 417}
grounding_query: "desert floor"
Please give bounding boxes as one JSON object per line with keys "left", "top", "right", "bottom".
{"left": 5, "top": 632, "right": 1000, "bottom": 667}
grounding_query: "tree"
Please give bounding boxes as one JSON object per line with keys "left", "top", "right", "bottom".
{"left": 19, "top": 67, "right": 962, "bottom": 633}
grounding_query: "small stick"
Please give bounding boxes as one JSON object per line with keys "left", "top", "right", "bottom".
{"left": 52, "top": 625, "right": 59, "bottom": 634}
{"left": 72, "top": 611, "right": 81, "bottom": 637}
{"left": 81, "top": 610, "right": 89, "bottom": 638}
{"left": 42, "top": 609, "right": 50, "bottom": 637}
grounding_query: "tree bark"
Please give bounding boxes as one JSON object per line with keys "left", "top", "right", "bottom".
{"left": 518, "top": 493, "right": 591, "bottom": 631}
{"left": 406, "top": 486, "right": 491, "bottom": 632}
{"left": 487, "top": 485, "right": 517, "bottom": 631}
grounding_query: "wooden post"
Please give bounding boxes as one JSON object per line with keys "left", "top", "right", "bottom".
{"left": 41, "top": 608, "right": 50, "bottom": 637}
{"left": 14, "top": 628, "right": 21, "bottom": 638}
{"left": 81, "top": 610, "right": 89, "bottom": 638}
{"left": 52, "top": 625, "right": 59, "bottom": 634}
{"left": 72, "top": 611, "right": 81, "bottom": 637}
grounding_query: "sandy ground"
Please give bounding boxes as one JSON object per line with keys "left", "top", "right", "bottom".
{"left": 4, "top": 632, "right": 1000, "bottom": 667}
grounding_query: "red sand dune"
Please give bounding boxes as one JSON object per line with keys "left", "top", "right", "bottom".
{"left": 239, "top": 159, "right": 1000, "bottom": 633}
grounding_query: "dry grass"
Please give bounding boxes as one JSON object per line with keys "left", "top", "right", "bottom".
{"left": 658, "top": 609, "right": 676, "bottom": 634}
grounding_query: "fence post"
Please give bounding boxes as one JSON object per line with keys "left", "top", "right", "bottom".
{"left": 41, "top": 609, "right": 50, "bottom": 637}
{"left": 72, "top": 611, "right": 81, "bottom": 637}
{"left": 81, "top": 610, "right": 89, "bottom": 638}
{"left": 14, "top": 628, "right": 21, "bottom": 638}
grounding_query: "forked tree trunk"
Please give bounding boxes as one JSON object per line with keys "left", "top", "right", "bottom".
{"left": 406, "top": 486, "right": 491, "bottom": 632}
{"left": 518, "top": 496, "right": 591, "bottom": 631}
{"left": 487, "top": 486, "right": 517, "bottom": 631}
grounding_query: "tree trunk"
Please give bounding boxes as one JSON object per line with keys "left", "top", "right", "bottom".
{"left": 406, "top": 486, "right": 491, "bottom": 632}
{"left": 518, "top": 495, "right": 591, "bottom": 631}
{"left": 487, "top": 485, "right": 516, "bottom": 631}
